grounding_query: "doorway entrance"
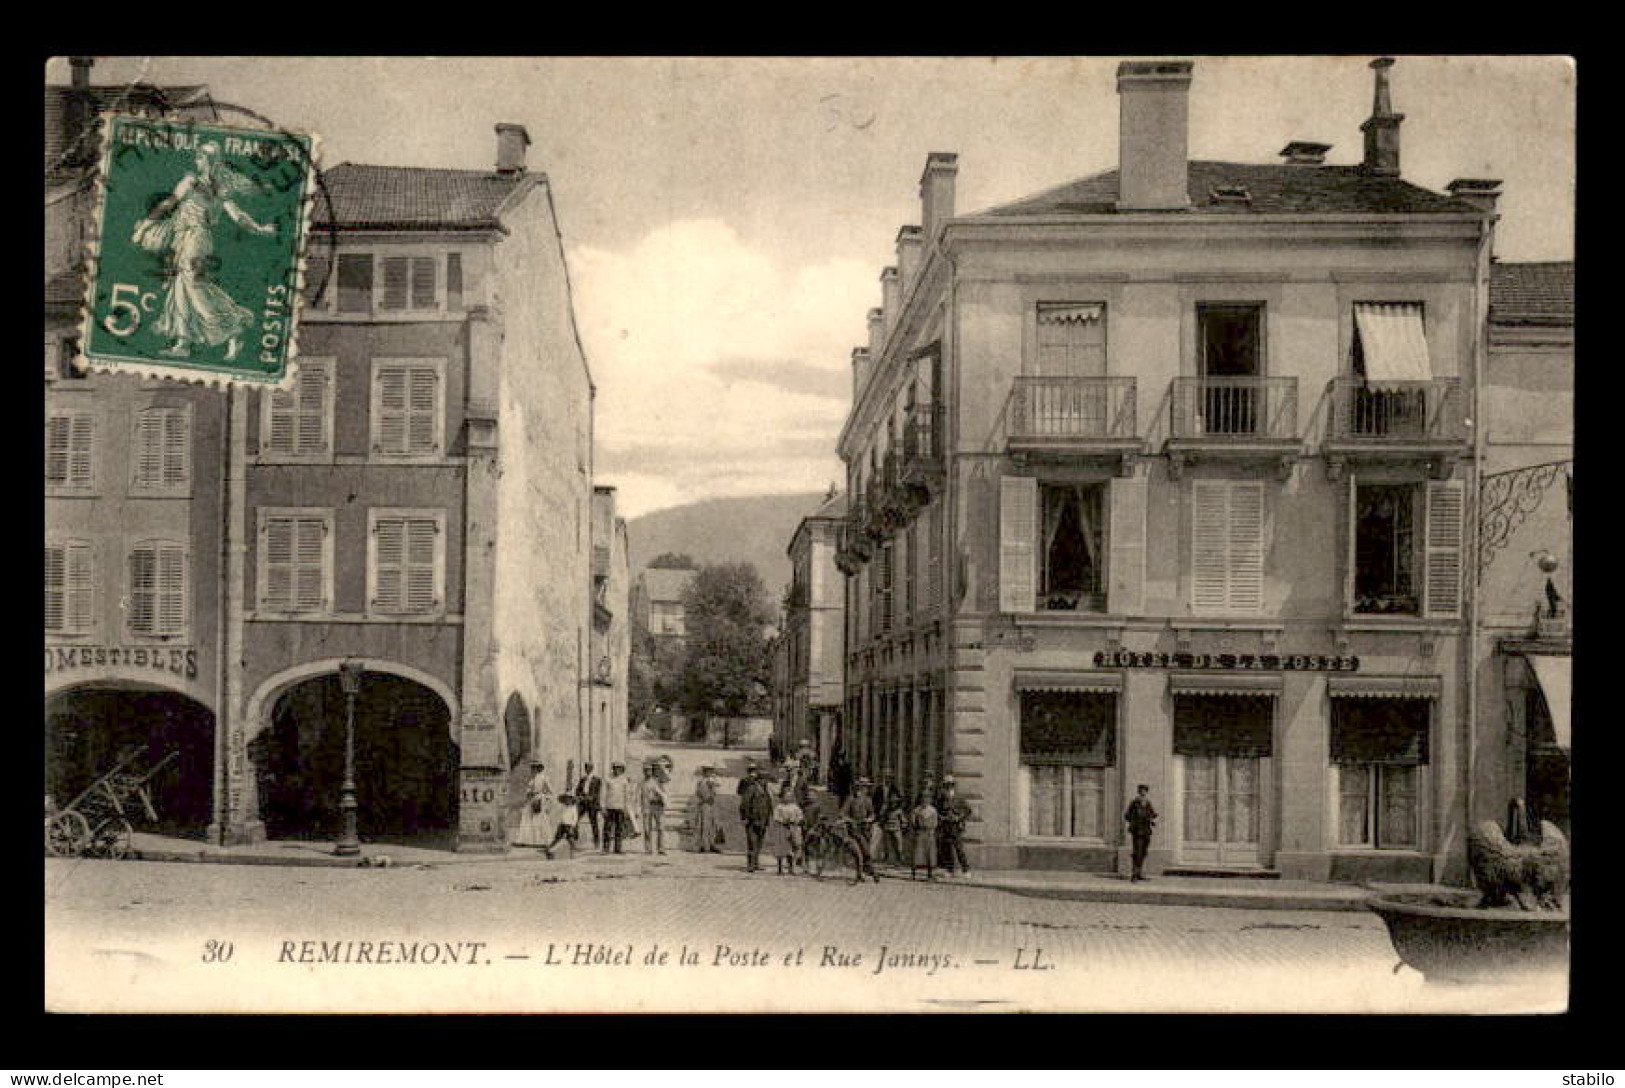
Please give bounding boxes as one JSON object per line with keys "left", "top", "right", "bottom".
{"left": 1172, "top": 693, "right": 1274, "bottom": 868}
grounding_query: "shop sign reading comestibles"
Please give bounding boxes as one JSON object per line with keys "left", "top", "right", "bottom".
{"left": 1094, "top": 651, "right": 1360, "bottom": 671}
{"left": 45, "top": 644, "right": 199, "bottom": 679}
{"left": 79, "top": 114, "right": 317, "bottom": 388}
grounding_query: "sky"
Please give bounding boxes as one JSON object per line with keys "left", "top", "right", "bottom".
{"left": 46, "top": 56, "right": 1576, "bottom": 519}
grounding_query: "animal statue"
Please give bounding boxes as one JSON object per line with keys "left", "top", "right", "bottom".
{"left": 1467, "top": 798, "right": 1569, "bottom": 911}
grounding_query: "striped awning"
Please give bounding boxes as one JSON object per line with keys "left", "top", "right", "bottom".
{"left": 1326, "top": 675, "right": 1443, "bottom": 700}
{"left": 1167, "top": 672, "right": 1282, "bottom": 697}
{"left": 1037, "top": 302, "right": 1104, "bottom": 326}
{"left": 1013, "top": 670, "right": 1123, "bottom": 694}
{"left": 1528, "top": 655, "right": 1571, "bottom": 750}
{"left": 1354, "top": 302, "right": 1432, "bottom": 382}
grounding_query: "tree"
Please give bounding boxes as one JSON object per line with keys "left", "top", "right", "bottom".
{"left": 648, "top": 552, "right": 697, "bottom": 570}
{"left": 628, "top": 623, "right": 683, "bottom": 733}
{"left": 673, "top": 563, "right": 776, "bottom": 742}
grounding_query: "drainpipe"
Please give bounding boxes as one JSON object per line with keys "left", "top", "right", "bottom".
{"left": 212, "top": 385, "right": 231, "bottom": 845}
{"left": 1462, "top": 206, "right": 1496, "bottom": 878}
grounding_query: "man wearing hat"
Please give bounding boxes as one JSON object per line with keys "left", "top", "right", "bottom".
{"left": 838, "top": 775, "right": 880, "bottom": 882}
{"left": 936, "top": 774, "right": 971, "bottom": 876}
{"left": 574, "top": 762, "right": 603, "bottom": 849}
{"left": 692, "top": 765, "right": 721, "bottom": 853}
{"left": 600, "top": 760, "right": 635, "bottom": 854}
{"left": 796, "top": 738, "right": 818, "bottom": 786}
{"left": 1123, "top": 784, "right": 1158, "bottom": 882}
{"left": 737, "top": 762, "right": 775, "bottom": 872}
{"left": 639, "top": 761, "right": 668, "bottom": 855}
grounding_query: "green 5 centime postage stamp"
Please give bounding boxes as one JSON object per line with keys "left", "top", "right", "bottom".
{"left": 78, "top": 114, "right": 318, "bottom": 388}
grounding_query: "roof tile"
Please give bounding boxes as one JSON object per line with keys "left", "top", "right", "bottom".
{"left": 1490, "top": 261, "right": 1574, "bottom": 326}
{"left": 313, "top": 163, "right": 532, "bottom": 229}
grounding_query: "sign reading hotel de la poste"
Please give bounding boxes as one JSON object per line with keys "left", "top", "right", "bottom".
{"left": 79, "top": 115, "right": 317, "bottom": 388}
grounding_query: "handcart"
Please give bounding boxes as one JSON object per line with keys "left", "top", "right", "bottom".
{"left": 45, "top": 750, "right": 179, "bottom": 859}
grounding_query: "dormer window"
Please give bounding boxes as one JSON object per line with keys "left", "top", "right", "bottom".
{"left": 1209, "top": 184, "right": 1251, "bottom": 206}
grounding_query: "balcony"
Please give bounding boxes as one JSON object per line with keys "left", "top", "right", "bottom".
{"left": 900, "top": 402, "right": 946, "bottom": 498}
{"left": 1165, "top": 376, "right": 1299, "bottom": 479}
{"left": 835, "top": 495, "right": 874, "bottom": 572}
{"left": 1323, "top": 378, "right": 1467, "bottom": 481}
{"left": 1007, "top": 377, "right": 1139, "bottom": 473}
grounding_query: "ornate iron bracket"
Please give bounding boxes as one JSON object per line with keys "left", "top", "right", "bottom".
{"left": 1477, "top": 459, "right": 1572, "bottom": 583}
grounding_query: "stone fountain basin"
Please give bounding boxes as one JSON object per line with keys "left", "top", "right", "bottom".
{"left": 1365, "top": 891, "right": 1569, "bottom": 984}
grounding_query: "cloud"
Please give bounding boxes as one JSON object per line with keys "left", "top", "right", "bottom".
{"left": 569, "top": 218, "right": 866, "bottom": 517}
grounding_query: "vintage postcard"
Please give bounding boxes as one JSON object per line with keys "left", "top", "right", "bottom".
{"left": 43, "top": 55, "right": 1574, "bottom": 1016}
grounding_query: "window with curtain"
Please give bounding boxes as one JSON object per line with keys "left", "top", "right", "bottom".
{"left": 1353, "top": 483, "right": 1420, "bottom": 614}
{"left": 1331, "top": 697, "right": 1428, "bottom": 849}
{"left": 1021, "top": 690, "right": 1116, "bottom": 838}
{"left": 1039, "top": 483, "right": 1105, "bottom": 611}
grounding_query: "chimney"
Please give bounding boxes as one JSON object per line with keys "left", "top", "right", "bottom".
{"left": 896, "top": 225, "right": 923, "bottom": 301}
{"left": 880, "top": 267, "right": 900, "bottom": 342}
{"left": 852, "top": 346, "right": 870, "bottom": 401}
{"left": 1447, "top": 178, "right": 1503, "bottom": 214}
{"left": 1116, "top": 59, "right": 1194, "bottom": 211}
{"left": 69, "top": 56, "right": 93, "bottom": 89}
{"left": 867, "top": 308, "right": 885, "bottom": 361}
{"left": 495, "top": 123, "right": 531, "bottom": 175}
{"left": 1360, "top": 57, "right": 1404, "bottom": 176}
{"left": 919, "top": 153, "right": 958, "bottom": 245}
{"left": 1279, "top": 141, "right": 1331, "bottom": 166}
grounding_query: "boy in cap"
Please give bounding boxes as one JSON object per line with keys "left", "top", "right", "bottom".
{"left": 542, "top": 792, "right": 580, "bottom": 859}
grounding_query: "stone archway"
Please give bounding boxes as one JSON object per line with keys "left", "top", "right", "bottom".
{"left": 248, "top": 669, "right": 458, "bottom": 844}
{"left": 45, "top": 682, "right": 216, "bottom": 838}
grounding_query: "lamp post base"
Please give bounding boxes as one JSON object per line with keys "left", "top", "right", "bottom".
{"left": 334, "top": 791, "right": 361, "bottom": 856}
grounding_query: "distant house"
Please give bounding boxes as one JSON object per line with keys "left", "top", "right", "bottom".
{"left": 633, "top": 565, "right": 699, "bottom": 644}
{"left": 773, "top": 491, "right": 846, "bottom": 777}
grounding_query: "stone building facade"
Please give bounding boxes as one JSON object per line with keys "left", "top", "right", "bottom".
{"left": 773, "top": 490, "right": 846, "bottom": 776}
{"left": 836, "top": 58, "right": 1502, "bottom": 883}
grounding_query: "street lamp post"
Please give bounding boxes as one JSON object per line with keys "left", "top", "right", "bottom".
{"left": 334, "top": 660, "right": 364, "bottom": 857}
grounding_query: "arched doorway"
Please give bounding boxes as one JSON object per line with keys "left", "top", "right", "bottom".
{"left": 248, "top": 670, "right": 457, "bottom": 844}
{"left": 45, "top": 683, "right": 215, "bottom": 838}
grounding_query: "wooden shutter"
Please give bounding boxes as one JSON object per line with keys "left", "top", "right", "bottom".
{"left": 1191, "top": 480, "right": 1230, "bottom": 613}
{"left": 162, "top": 409, "right": 189, "bottom": 489}
{"left": 48, "top": 542, "right": 95, "bottom": 633}
{"left": 446, "top": 253, "right": 464, "bottom": 310}
{"left": 44, "top": 546, "right": 65, "bottom": 631}
{"left": 1423, "top": 480, "right": 1464, "bottom": 618}
{"left": 133, "top": 410, "right": 163, "bottom": 489}
{"left": 381, "top": 256, "right": 409, "bottom": 310}
{"left": 407, "top": 367, "right": 438, "bottom": 453}
{"left": 296, "top": 362, "right": 329, "bottom": 454}
{"left": 1000, "top": 475, "right": 1039, "bottom": 613}
{"left": 158, "top": 544, "right": 186, "bottom": 634}
{"left": 266, "top": 385, "right": 297, "bottom": 454}
{"left": 1344, "top": 475, "right": 1358, "bottom": 614}
{"left": 373, "top": 517, "right": 405, "bottom": 612}
{"left": 263, "top": 518, "right": 293, "bottom": 609}
{"left": 405, "top": 517, "right": 439, "bottom": 611}
{"left": 374, "top": 365, "right": 408, "bottom": 454}
{"left": 928, "top": 504, "right": 943, "bottom": 610}
{"left": 1229, "top": 482, "right": 1265, "bottom": 612}
{"left": 294, "top": 518, "right": 326, "bottom": 611}
{"left": 128, "top": 545, "right": 156, "bottom": 633}
{"left": 411, "top": 256, "right": 437, "bottom": 309}
{"left": 879, "top": 542, "right": 894, "bottom": 633}
{"left": 1108, "top": 475, "right": 1146, "bottom": 615}
{"left": 303, "top": 255, "right": 331, "bottom": 306}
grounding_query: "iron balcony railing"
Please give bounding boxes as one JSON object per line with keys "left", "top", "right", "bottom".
{"left": 1008, "top": 376, "right": 1138, "bottom": 444}
{"left": 1169, "top": 376, "right": 1298, "bottom": 441}
{"left": 1326, "top": 377, "right": 1465, "bottom": 444}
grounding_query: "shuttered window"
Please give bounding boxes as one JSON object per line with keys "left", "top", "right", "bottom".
{"left": 446, "top": 253, "right": 464, "bottom": 311}
{"left": 131, "top": 406, "right": 191, "bottom": 493}
{"left": 999, "top": 475, "right": 1039, "bottom": 613}
{"left": 1191, "top": 480, "right": 1265, "bottom": 614}
{"left": 380, "top": 255, "right": 438, "bottom": 311}
{"left": 45, "top": 411, "right": 95, "bottom": 491}
{"left": 369, "top": 510, "right": 445, "bottom": 615}
{"left": 303, "top": 254, "right": 331, "bottom": 307}
{"left": 1035, "top": 303, "right": 1107, "bottom": 377}
{"left": 1423, "top": 480, "right": 1464, "bottom": 618}
{"left": 128, "top": 540, "right": 187, "bottom": 637}
{"left": 927, "top": 503, "right": 943, "bottom": 611}
{"left": 259, "top": 510, "right": 331, "bottom": 613}
{"left": 262, "top": 358, "right": 333, "bottom": 459}
{"left": 45, "top": 541, "right": 95, "bottom": 635}
{"left": 877, "top": 541, "right": 894, "bottom": 634}
{"left": 371, "top": 360, "right": 443, "bottom": 457}
{"left": 337, "top": 254, "right": 373, "bottom": 313}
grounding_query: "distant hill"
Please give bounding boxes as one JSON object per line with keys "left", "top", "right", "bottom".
{"left": 626, "top": 492, "right": 829, "bottom": 596}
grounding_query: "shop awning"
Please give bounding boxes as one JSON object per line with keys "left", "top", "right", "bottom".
{"left": 1528, "top": 655, "right": 1572, "bottom": 750}
{"left": 1037, "top": 302, "right": 1104, "bottom": 326}
{"left": 1013, "top": 670, "right": 1123, "bottom": 694}
{"left": 1167, "top": 672, "right": 1282, "bottom": 697}
{"left": 1326, "top": 675, "right": 1443, "bottom": 700}
{"left": 1354, "top": 302, "right": 1432, "bottom": 382}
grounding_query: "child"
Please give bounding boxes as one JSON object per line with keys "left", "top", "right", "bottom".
{"left": 910, "top": 793, "right": 939, "bottom": 881}
{"left": 768, "top": 782, "right": 805, "bottom": 875}
{"left": 543, "top": 792, "right": 581, "bottom": 860}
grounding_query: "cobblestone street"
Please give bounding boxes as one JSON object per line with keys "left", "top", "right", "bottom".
{"left": 45, "top": 854, "right": 1565, "bottom": 1014}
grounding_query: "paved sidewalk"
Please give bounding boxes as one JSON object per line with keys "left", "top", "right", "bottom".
{"left": 111, "top": 830, "right": 1465, "bottom": 912}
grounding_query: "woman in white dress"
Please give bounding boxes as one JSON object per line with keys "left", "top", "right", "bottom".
{"left": 513, "top": 760, "right": 553, "bottom": 848}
